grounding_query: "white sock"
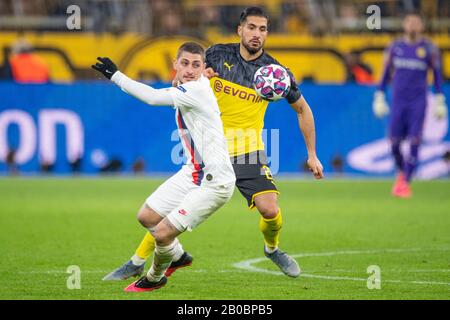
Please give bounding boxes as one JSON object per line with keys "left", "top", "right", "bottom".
{"left": 130, "top": 254, "right": 146, "bottom": 266}
{"left": 265, "top": 244, "right": 278, "bottom": 254}
{"left": 172, "top": 238, "right": 184, "bottom": 262}
{"left": 147, "top": 241, "right": 177, "bottom": 282}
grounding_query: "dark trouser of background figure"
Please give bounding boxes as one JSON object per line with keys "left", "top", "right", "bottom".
{"left": 390, "top": 95, "right": 426, "bottom": 182}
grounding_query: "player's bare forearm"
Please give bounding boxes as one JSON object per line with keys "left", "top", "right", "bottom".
{"left": 291, "top": 96, "right": 316, "bottom": 156}
{"left": 290, "top": 96, "right": 324, "bottom": 179}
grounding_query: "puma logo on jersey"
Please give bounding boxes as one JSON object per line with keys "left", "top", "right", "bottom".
{"left": 224, "top": 62, "right": 234, "bottom": 71}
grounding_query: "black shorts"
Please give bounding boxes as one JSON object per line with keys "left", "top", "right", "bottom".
{"left": 231, "top": 151, "right": 279, "bottom": 209}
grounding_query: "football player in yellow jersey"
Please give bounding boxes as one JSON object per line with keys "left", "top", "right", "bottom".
{"left": 103, "top": 6, "right": 323, "bottom": 281}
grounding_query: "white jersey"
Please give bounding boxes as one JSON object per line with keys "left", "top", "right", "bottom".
{"left": 168, "top": 76, "right": 235, "bottom": 186}
{"left": 112, "top": 72, "right": 235, "bottom": 187}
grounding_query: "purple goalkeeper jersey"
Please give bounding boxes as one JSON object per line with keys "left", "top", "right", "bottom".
{"left": 378, "top": 38, "right": 443, "bottom": 139}
{"left": 378, "top": 38, "right": 442, "bottom": 103}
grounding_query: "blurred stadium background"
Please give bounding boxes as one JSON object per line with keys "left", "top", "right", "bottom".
{"left": 0, "top": 0, "right": 449, "bottom": 177}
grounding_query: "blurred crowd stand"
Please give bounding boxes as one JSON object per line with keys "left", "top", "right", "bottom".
{"left": 0, "top": 0, "right": 449, "bottom": 35}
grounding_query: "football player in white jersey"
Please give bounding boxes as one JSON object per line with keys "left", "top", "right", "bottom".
{"left": 92, "top": 42, "right": 236, "bottom": 292}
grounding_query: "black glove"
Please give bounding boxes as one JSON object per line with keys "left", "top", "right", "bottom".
{"left": 91, "top": 57, "right": 118, "bottom": 80}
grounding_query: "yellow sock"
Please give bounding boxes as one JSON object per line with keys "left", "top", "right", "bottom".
{"left": 259, "top": 209, "right": 282, "bottom": 250}
{"left": 135, "top": 232, "right": 156, "bottom": 260}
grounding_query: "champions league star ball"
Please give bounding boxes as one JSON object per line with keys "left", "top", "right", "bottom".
{"left": 253, "top": 64, "right": 291, "bottom": 101}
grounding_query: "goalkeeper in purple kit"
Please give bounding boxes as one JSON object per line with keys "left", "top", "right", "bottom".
{"left": 373, "top": 13, "right": 447, "bottom": 198}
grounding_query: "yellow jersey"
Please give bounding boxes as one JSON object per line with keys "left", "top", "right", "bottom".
{"left": 205, "top": 43, "right": 301, "bottom": 156}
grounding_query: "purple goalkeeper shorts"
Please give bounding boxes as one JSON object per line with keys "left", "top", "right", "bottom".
{"left": 389, "top": 98, "right": 427, "bottom": 141}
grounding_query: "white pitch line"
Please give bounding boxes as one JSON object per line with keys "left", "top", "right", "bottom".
{"left": 308, "top": 268, "right": 450, "bottom": 273}
{"left": 232, "top": 248, "right": 450, "bottom": 286}
{"left": 324, "top": 269, "right": 450, "bottom": 273}
{"left": 17, "top": 270, "right": 110, "bottom": 274}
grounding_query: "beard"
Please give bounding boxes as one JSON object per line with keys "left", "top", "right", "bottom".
{"left": 243, "top": 40, "right": 263, "bottom": 55}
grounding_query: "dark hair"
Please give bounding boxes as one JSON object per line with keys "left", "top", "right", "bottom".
{"left": 177, "top": 42, "right": 205, "bottom": 60}
{"left": 239, "top": 6, "right": 270, "bottom": 27}
{"left": 403, "top": 11, "right": 424, "bottom": 20}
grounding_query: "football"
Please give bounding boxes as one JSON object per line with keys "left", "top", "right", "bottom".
{"left": 253, "top": 64, "right": 291, "bottom": 101}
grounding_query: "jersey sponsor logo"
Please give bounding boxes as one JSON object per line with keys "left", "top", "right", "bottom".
{"left": 416, "top": 47, "right": 426, "bottom": 58}
{"left": 177, "top": 86, "right": 187, "bottom": 93}
{"left": 393, "top": 57, "right": 427, "bottom": 71}
{"left": 213, "top": 79, "right": 262, "bottom": 103}
{"left": 178, "top": 209, "right": 188, "bottom": 216}
{"left": 224, "top": 62, "right": 234, "bottom": 71}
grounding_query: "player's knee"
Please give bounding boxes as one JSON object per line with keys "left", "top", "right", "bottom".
{"left": 152, "top": 229, "right": 173, "bottom": 246}
{"left": 137, "top": 211, "right": 156, "bottom": 229}
{"left": 254, "top": 193, "right": 279, "bottom": 219}
{"left": 258, "top": 204, "right": 279, "bottom": 219}
{"left": 137, "top": 205, "right": 161, "bottom": 228}
{"left": 137, "top": 211, "right": 149, "bottom": 228}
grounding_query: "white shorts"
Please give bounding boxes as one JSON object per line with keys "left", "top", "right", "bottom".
{"left": 145, "top": 170, "right": 235, "bottom": 232}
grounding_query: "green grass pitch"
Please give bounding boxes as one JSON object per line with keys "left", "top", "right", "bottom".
{"left": 0, "top": 177, "right": 449, "bottom": 300}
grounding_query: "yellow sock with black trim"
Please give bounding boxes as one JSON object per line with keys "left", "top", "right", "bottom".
{"left": 135, "top": 232, "right": 156, "bottom": 260}
{"left": 259, "top": 209, "right": 282, "bottom": 250}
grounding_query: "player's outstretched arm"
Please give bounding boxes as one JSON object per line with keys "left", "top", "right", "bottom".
{"left": 372, "top": 46, "right": 393, "bottom": 119}
{"left": 91, "top": 57, "right": 174, "bottom": 106}
{"left": 290, "top": 96, "right": 324, "bottom": 179}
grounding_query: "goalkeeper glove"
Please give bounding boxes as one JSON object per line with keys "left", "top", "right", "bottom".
{"left": 91, "top": 57, "right": 118, "bottom": 80}
{"left": 434, "top": 93, "right": 448, "bottom": 120}
{"left": 373, "top": 90, "right": 389, "bottom": 118}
